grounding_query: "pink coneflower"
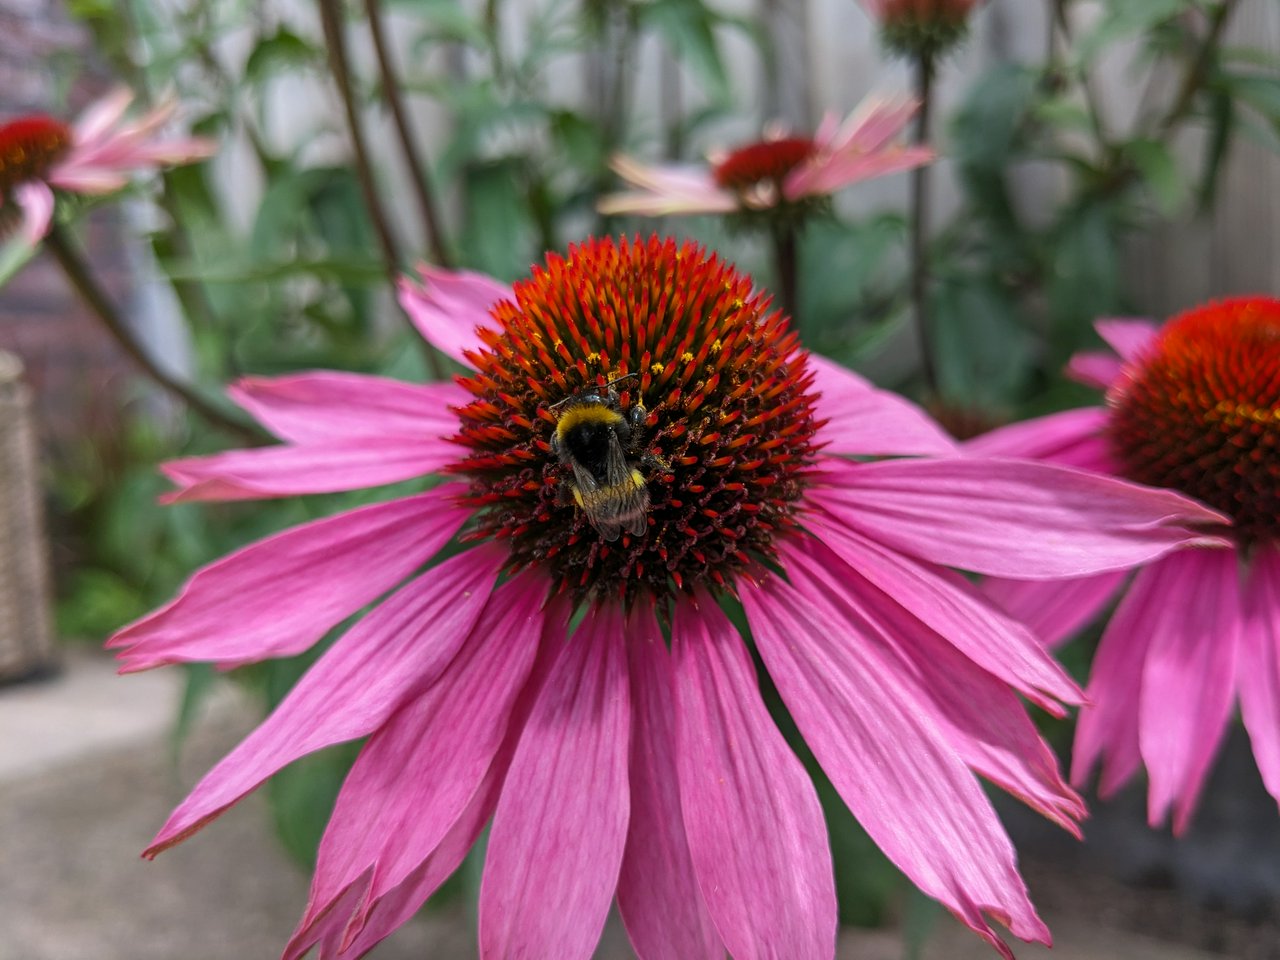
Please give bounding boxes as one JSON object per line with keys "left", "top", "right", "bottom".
{"left": 0, "top": 88, "right": 215, "bottom": 244}
{"left": 973, "top": 297, "right": 1279, "bottom": 835}
{"left": 597, "top": 95, "right": 932, "bottom": 218}
{"left": 113, "top": 237, "right": 1223, "bottom": 960}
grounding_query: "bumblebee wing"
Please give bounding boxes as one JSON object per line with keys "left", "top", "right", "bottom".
{"left": 578, "top": 434, "right": 650, "bottom": 541}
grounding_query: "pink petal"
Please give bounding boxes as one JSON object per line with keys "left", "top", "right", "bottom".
{"left": 1071, "top": 562, "right": 1164, "bottom": 798}
{"left": 808, "top": 456, "right": 1228, "bottom": 580}
{"left": 478, "top": 604, "right": 631, "bottom": 960}
{"left": 741, "top": 554, "right": 1047, "bottom": 958}
{"left": 285, "top": 593, "right": 573, "bottom": 960}
{"left": 228, "top": 372, "right": 467, "bottom": 444}
{"left": 786, "top": 147, "right": 934, "bottom": 200}
{"left": 301, "top": 572, "right": 547, "bottom": 928}
{"left": 72, "top": 87, "right": 134, "bottom": 143}
{"left": 1094, "top": 318, "right": 1159, "bottom": 360}
{"left": 776, "top": 536, "right": 1084, "bottom": 833}
{"left": 1238, "top": 544, "right": 1280, "bottom": 812}
{"left": 397, "top": 265, "right": 510, "bottom": 367}
{"left": 806, "top": 510, "right": 1080, "bottom": 711}
{"left": 1065, "top": 351, "right": 1124, "bottom": 390}
{"left": 963, "top": 407, "right": 1115, "bottom": 473}
{"left": 159, "top": 438, "right": 459, "bottom": 503}
{"left": 617, "top": 609, "right": 723, "bottom": 960}
{"left": 808, "top": 353, "right": 957, "bottom": 457}
{"left": 1139, "top": 548, "right": 1242, "bottom": 834}
{"left": 982, "top": 572, "right": 1129, "bottom": 649}
{"left": 108, "top": 488, "right": 468, "bottom": 670}
{"left": 15, "top": 181, "right": 55, "bottom": 244}
{"left": 143, "top": 544, "right": 505, "bottom": 857}
{"left": 671, "top": 597, "right": 837, "bottom": 960}
{"left": 597, "top": 156, "right": 736, "bottom": 217}
{"left": 825, "top": 94, "right": 919, "bottom": 155}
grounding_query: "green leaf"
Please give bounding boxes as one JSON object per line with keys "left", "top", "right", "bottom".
{"left": 458, "top": 158, "right": 537, "bottom": 280}
{"left": 266, "top": 742, "right": 361, "bottom": 869}
{"left": 1227, "top": 72, "right": 1280, "bottom": 123}
{"left": 932, "top": 274, "right": 1036, "bottom": 407}
{"left": 1125, "top": 138, "right": 1188, "bottom": 215}
{"left": 244, "top": 28, "right": 320, "bottom": 84}
{"left": 0, "top": 235, "right": 37, "bottom": 288}
{"left": 637, "top": 0, "right": 731, "bottom": 104}
{"left": 171, "top": 663, "right": 217, "bottom": 760}
{"left": 1075, "top": 0, "right": 1193, "bottom": 64}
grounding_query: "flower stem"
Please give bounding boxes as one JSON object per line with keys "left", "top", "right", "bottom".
{"left": 316, "top": 0, "right": 444, "bottom": 380}
{"left": 770, "top": 220, "right": 799, "bottom": 322}
{"left": 363, "top": 0, "right": 453, "bottom": 268}
{"left": 44, "top": 224, "right": 266, "bottom": 445}
{"left": 909, "top": 51, "right": 939, "bottom": 397}
{"left": 1158, "top": 0, "right": 1239, "bottom": 136}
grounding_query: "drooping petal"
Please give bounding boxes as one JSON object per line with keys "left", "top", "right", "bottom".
{"left": 285, "top": 593, "right": 573, "bottom": 960}
{"left": 15, "top": 181, "right": 55, "bottom": 244}
{"left": 160, "top": 439, "right": 459, "bottom": 503}
{"left": 1138, "top": 548, "right": 1242, "bottom": 834}
{"left": 742, "top": 554, "right": 1047, "bottom": 958}
{"left": 301, "top": 572, "right": 547, "bottom": 928}
{"left": 809, "top": 456, "right": 1228, "bottom": 580}
{"left": 808, "top": 353, "right": 957, "bottom": 457}
{"left": 776, "top": 537, "right": 1085, "bottom": 833}
{"left": 597, "top": 156, "right": 736, "bottom": 217}
{"left": 1238, "top": 544, "right": 1280, "bottom": 812}
{"left": 143, "top": 544, "right": 505, "bottom": 857}
{"left": 1071, "top": 562, "right": 1164, "bottom": 798}
{"left": 227, "top": 372, "right": 468, "bottom": 444}
{"left": 982, "top": 571, "right": 1129, "bottom": 649}
{"left": 617, "top": 609, "right": 723, "bottom": 960}
{"left": 397, "top": 264, "right": 510, "bottom": 367}
{"left": 1065, "top": 351, "right": 1124, "bottom": 390}
{"left": 963, "top": 407, "right": 1115, "bottom": 474}
{"left": 671, "top": 597, "right": 837, "bottom": 960}
{"left": 785, "top": 146, "right": 934, "bottom": 200}
{"left": 72, "top": 87, "right": 134, "bottom": 143}
{"left": 478, "top": 604, "right": 631, "bottom": 960}
{"left": 108, "top": 488, "right": 468, "bottom": 670}
{"left": 806, "top": 510, "right": 1080, "bottom": 710}
{"left": 1094, "top": 318, "right": 1159, "bottom": 361}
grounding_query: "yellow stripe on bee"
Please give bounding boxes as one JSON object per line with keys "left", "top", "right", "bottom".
{"left": 572, "top": 469, "right": 646, "bottom": 509}
{"left": 555, "top": 403, "right": 625, "bottom": 440}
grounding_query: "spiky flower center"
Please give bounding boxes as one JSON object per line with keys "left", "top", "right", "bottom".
{"left": 712, "top": 137, "right": 816, "bottom": 195}
{"left": 447, "top": 236, "right": 820, "bottom": 607}
{"left": 1108, "top": 297, "right": 1280, "bottom": 545}
{"left": 0, "top": 115, "right": 71, "bottom": 194}
{"left": 877, "top": 0, "right": 975, "bottom": 59}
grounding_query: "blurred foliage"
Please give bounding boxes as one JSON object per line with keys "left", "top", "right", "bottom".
{"left": 12, "top": 0, "right": 1275, "bottom": 947}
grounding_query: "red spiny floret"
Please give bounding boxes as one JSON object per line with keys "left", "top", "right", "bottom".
{"left": 0, "top": 115, "right": 71, "bottom": 193}
{"left": 445, "top": 235, "right": 820, "bottom": 606}
{"left": 713, "top": 137, "right": 817, "bottom": 193}
{"left": 1108, "top": 296, "right": 1280, "bottom": 545}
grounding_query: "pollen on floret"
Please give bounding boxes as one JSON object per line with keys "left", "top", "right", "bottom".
{"left": 0, "top": 115, "right": 72, "bottom": 193}
{"left": 1107, "top": 296, "right": 1280, "bottom": 546}
{"left": 446, "top": 235, "right": 821, "bottom": 608}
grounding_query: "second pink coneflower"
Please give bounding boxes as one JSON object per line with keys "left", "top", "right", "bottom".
{"left": 0, "top": 88, "right": 215, "bottom": 244}
{"left": 974, "top": 297, "right": 1278, "bottom": 834}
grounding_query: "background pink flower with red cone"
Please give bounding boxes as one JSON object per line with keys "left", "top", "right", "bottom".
{"left": 973, "top": 296, "right": 1279, "bottom": 835}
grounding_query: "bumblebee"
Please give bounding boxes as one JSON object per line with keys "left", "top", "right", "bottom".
{"left": 549, "top": 378, "right": 650, "bottom": 541}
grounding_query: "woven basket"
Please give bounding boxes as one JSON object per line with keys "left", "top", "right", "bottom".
{"left": 0, "top": 351, "right": 55, "bottom": 682}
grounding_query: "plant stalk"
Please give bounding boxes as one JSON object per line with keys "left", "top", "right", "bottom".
{"left": 363, "top": 0, "right": 454, "bottom": 267}
{"left": 44, "top": 224, "right": 265, "bottom": 445}
{"left": 909, "top": 51, "right": 939, "bottom": 397}
{"left": 316, "top": 0, "right": 443, "bottom": 378}
{"left": 770, "top": 220, "right": 799, "bottom": 323}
